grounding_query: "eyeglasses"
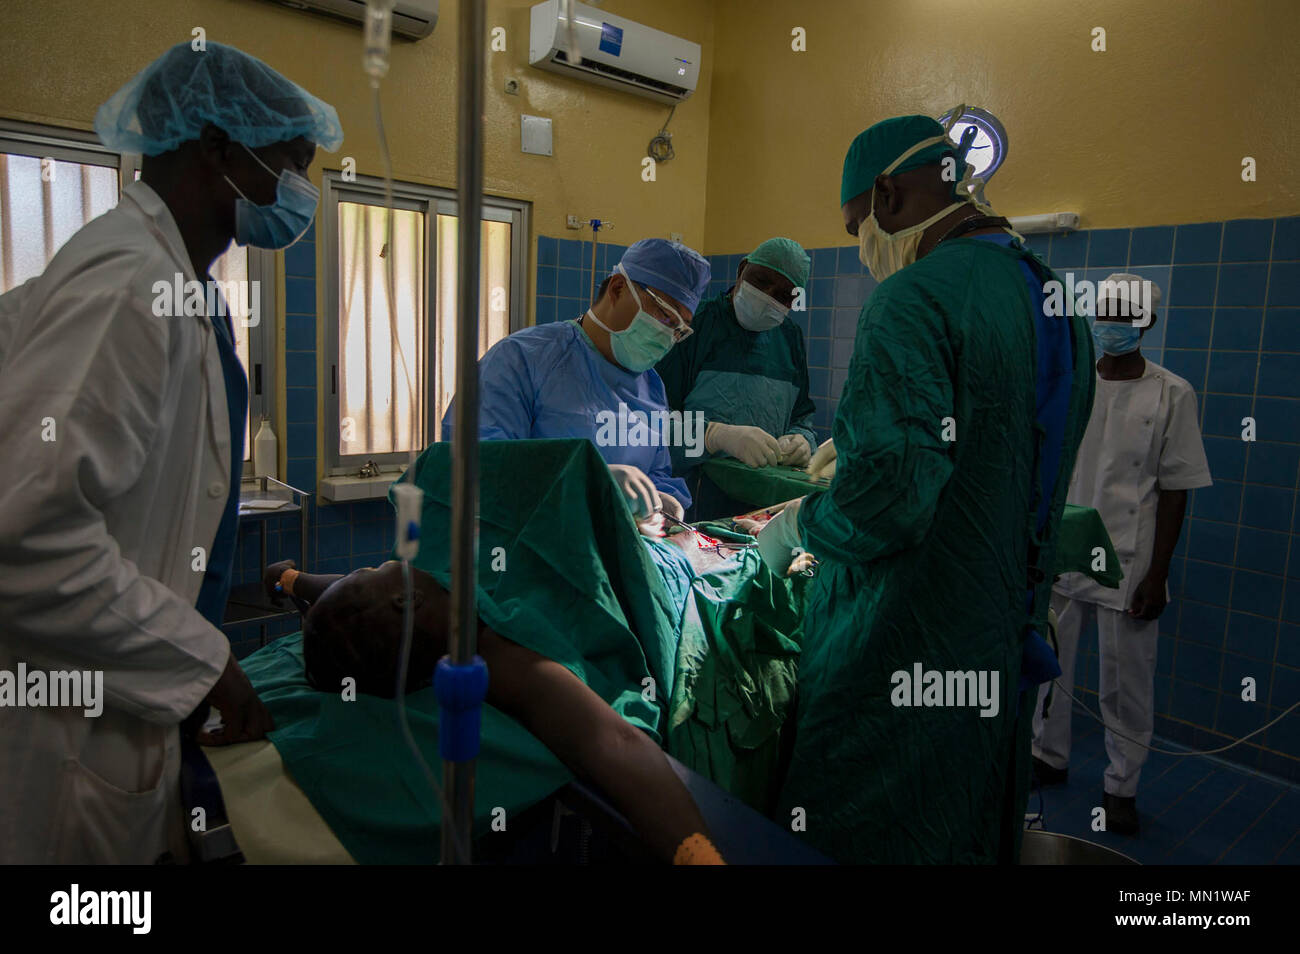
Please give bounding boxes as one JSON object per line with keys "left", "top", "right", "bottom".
{"left": 639, "top": 284, "right": 693, "bottom": 342}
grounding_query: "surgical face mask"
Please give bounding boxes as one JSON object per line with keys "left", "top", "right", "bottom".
{"left": 733, "top": 280, "right": 789, "bottom": 332}
{"left": 1092, "top": 321, "right": 1143, "bottom": 356}
{"left": 225, "top": 143, "right": 319, "bottom": 250}
{"left": 584, "top": 267, "right": 679, "bottom": 372}
{"left": 855, "top": 131, "right": 976, "bottom": 283}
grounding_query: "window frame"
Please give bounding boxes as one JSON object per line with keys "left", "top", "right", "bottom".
{"left": 0, "top": 119, "right": 276, "bottom": 478}
{"left": 320, "top": 170, "right": 529, "bottom": 476}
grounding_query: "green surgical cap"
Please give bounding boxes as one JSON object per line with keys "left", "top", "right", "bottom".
{"left": 840, "top": 115, "right": 966, "bottom": 206}
{"left": 95, "top": 41, "right": 343, "bottom": 156}
{"left": 745, "top": 237, "right": 810, "bottom": 288}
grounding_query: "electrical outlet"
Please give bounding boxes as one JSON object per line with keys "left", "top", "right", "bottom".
{"left": 670, "top": 231, "right": 683, "bottom": 242}
{"left": 567, "top": 215, "right": 583, "bottom": 229}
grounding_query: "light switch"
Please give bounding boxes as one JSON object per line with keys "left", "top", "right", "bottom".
{"left": 521, "top": 115, "right": 553, "bottom": 156}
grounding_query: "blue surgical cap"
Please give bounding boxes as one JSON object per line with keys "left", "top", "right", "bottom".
{"left": 617, "top": 239, "right": 712, "bottom": 314}
{"left": 840, "top": 115, "right": 967, "bottom": 206}
{"left": 95, "top": 41, "right": 343, "bottom": 156}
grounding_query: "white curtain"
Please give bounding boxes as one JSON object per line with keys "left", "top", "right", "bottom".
{"left": 0, "top": 153, "right": 116, "bottom": 293}
{"left": 338, "top": 201, "right": 426, "bottom": 458}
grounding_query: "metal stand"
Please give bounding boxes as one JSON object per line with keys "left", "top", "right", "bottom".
{"left": 441, "top": 0, "right": 487, "bottom": 865}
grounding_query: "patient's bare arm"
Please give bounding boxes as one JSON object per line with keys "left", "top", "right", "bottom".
{"left": 479, "top": 629, "right": 713, "bottom": 864}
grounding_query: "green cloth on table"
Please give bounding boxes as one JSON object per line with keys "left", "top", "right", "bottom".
{"left": 702, "top": 458, "right": 829, "bottom": 510}
{"left": 401, "top": 439, "right": 803, "bottom": 806}
{"left": 238, "top": 439, "right": 803, "bottom": 860}
{"left": 243, "top": 634, "right": 573, "bottom": 865}
{"left": 1056, "top": 504, "right": 1123, "bottom": 588}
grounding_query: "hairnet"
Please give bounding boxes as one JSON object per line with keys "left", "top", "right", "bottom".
{"left": 744, "top": 237, "right": 810, "bottom": 288}
{"left": 617, "top": 238, "right": 712, "bottom": 314}
{"left": 1101, "top": 272, "right": 1162, "bottom": 319}
{"left": 95, "top": 41, "right": 343, "bottom": 156}
{"left": 840, "top": 115, "right": 967, "bottom": 206}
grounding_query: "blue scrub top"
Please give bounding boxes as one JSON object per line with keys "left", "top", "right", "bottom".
{"left": 194, "top": 307, "right": 248, "bottom": 628}
{"left": 442, "top": 320, "right": 691, "bottom": 509}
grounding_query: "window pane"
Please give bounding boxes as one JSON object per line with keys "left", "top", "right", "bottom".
{"left": 0, "top": 153, "right": 117, "bottom": 293}
{"left": 338, "top": 201, "right": 425, "bottom": 458}
{"left": 211, "top": 242, "right": 253, "bottom": 461}
{"left": 433, "top": 215, "right": 513, "bottom": 440}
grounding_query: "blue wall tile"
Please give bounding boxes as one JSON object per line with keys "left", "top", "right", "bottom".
{"left": 536, "top": 266, "right": 557, "bottom": 297}
{"left": 1165, "top": 308, "right": 1212, "bottom": 349}
{"left": 1217, "top": 264, "right": 1269, "bottom": 307}
{"left": 1049, "top": 230, "right": 1087, "bottom": 268}
{"left": 1174, "top": 222, "right": 1224, "bottom": 263}
{"left": 1169, "top": 264, "right": 1218, "bottom": 307}
{"left": 1258, "top": 353, "right": 1300, "bottom": 398}
{"left": 836, "top": 246, "right": 861, "bottom": 275}
{"left": 537, "top": 235, "right": 557, "bottom": 266}
{"left": 1162, "top": 349, "right": 1208, "bottom": 389}
{"left": 285, "top": 387, "right": 315, "bottom": 424}
{"left": 1262, "top": 309, "right": 1300, "bottom": 351}
{"left": 1236, "top": 527, "right": 1289, "bottom": 575}
{"left": 1222, "top": 219, "right": 1275, "bottom": 262}
{"left": 285, "top": 276, "right": 316, "bottom": 315}
{"left": 1207, "top": 352, "right": 1258, "bottom": 394}
{"left": 1271, "top": 217, "right": 1300, "bottom": 260}
{"left": 1192, "top": 480, "right": 1242, "bottom": 522}
{"left": 1130, "top": 226, "right": 1174, "bottom": 265}
{"left": 1203, "top": 394, "right": 1252, "bottom": 436}
{"left": 1187, "top": 516, "right": 1238, "bottom": 562}
{"left": 1240, "top": 484, "right": 1294, "bottom": 529}
{"left": 1211, "top": 308, "right": 1263, "bottom": 350}
{"left": 1268, "top": 262, "right": 1300, "bottom": 308}
{"left": 1183, "top": 560, "right": 1233, "bottom": 608}
{"left": 1225, "top": 612, "right": 1278, "bottom": 661}
{"left": 1245, "top": 441, "right": 1300, "bottom": 487}
{"left": 1087, "top": 228, "right": 1130, "bottom": 268}
{"left": 285, "top": 351, "right": 315, "bottom": 387}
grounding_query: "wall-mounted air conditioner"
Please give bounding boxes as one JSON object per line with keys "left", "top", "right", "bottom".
{"left": 259, "top": 0, "right": 439, "bottom": 40}
{"left": 528, "top": 0, "right": 700, "bottom": 104}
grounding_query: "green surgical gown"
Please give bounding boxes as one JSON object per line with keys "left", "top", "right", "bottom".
{"left": 780, "top": 238, "right": 1094, "bottom": 863}
{"left": 656, "top": 290, "right": 816, "bottom": 518}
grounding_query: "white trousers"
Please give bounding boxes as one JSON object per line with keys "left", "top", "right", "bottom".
{"left": 1031, "top": 592, "right": 1160, "bottom": 797}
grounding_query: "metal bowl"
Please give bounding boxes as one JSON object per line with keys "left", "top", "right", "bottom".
{"left": 1021, "top": 829, "right": 1139, "bottom": 865}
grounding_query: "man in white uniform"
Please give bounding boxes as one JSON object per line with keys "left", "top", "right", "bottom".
{"left": 1032, "top": 274, "right": 1211, "bottom": 836}
{"left": 0, "top": 43, "right": 342, "bottom": 863}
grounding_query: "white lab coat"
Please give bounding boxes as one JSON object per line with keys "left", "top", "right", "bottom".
{"left": 1036, "top": 359, "right": 1211, "bottom": 795}
{"left": 1053, "top": 361, "right": 1212, "bottom": 609}
{"left": 0, "top": 181, "right": 231, "bottom": 863}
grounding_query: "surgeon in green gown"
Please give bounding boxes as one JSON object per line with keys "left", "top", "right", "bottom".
{"left": 757, "top": 114, "right": 1095, "bottom": 863}
{"left": 656, "top": 238, "right": 817, "bottom": 520}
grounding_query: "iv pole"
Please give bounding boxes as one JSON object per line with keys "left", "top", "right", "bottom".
{"left": 441, "top": 0, "right": 489, "bottom": 865}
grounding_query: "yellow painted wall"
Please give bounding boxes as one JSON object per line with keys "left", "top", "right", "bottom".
{"left": 0, "top": 0, "right": 716, "bottom": 254}
{"left": 704, "top": 0, "right": 1300, "bottom": 253}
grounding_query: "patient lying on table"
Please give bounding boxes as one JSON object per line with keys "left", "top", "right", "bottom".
{"left": 266, "top": 558, "right": 723, "bottom": 865}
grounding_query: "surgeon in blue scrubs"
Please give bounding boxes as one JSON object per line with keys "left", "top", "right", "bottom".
{"left": 444, "top": 238, "right": 711, "bottom": 520}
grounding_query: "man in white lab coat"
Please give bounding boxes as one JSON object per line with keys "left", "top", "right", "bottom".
{"left": 1032, "top": 275, "right": 1211, "bottom": 836}
{"left": 0, "top": 42, "right": 342, "bottom": 863}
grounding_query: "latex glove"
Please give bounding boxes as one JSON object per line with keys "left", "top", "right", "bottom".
{"left": 777, "top": 434, "right": 812, "bottom": 468}
{"left": 705, "top": 421, "right": 781, "bottom": 468}
{"left": 755, "top": 498, "right": 804, "bottom": 575}
{"left": 608, "top": 464, "right": 658, "bottom": 519}
{"left": 656, "top": 491, "right": 685, "bottom": 522}
{"left": 807, "top": 438, "right": 837, "bottom": 480}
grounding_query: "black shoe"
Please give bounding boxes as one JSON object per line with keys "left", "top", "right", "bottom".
{"left": 1103, "top": 792, "right": 1139, "bottom": 836}
{"left": 1032, "top": 755, "right": 1068, "bottom": 786}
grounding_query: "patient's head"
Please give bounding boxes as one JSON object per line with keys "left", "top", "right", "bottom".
{"left": 303, "top": 561, "right": 448, "bottom": 698}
